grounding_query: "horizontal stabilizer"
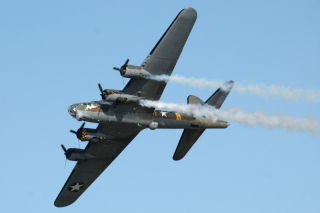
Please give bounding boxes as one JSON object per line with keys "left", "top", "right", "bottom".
{"left": 187, "top": 95, "right": 204, "bottom": 104}
{"left": 173, "top": 128, "right": 205, "bottom": 160}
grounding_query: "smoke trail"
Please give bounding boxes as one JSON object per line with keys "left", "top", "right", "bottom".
{"left": 147, "top": 74, "right": 320, "bottom": 103}
{"left": 139, "top": 100, "right": 320, "bottom": 134}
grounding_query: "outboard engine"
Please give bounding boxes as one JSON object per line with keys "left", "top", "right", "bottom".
{"left": 61, "top": 144, "right": 95, "bottom": 161}
{"left": 113, "top": 58, "right": 151, "bottom": 79}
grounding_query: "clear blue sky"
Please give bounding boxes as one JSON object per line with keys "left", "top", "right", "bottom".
{"left": 1, "top": 0, "right": 320, "bottom": 212}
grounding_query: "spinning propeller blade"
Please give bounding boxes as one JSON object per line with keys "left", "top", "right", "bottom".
{"left": 70, "top": 130, "right": 77, "bottom": 134}
{"left": 61, "top": 144, "right": 67, "bottom": 153}
{"left": 98, "top": 82, "right": 105, "bottom": 99}
{"left": 113, "top": 58, "right": 130, "bottom": 75}
{"left": 69, "top": 122, "right": 86, "bottom": 139}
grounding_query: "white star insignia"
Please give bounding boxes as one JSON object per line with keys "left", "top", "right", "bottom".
{"left": 69, "top": 182, "right": 84, "bottom": 192}
{"left": 161, "top": 112, "right": 167, "bottom": 117}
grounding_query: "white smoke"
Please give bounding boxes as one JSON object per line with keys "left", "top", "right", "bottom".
{"left": 139, "top": 100, "right": 320, "bottom": 134}
{"left": 147, "top": 74, "right": 320, "bottom": 103}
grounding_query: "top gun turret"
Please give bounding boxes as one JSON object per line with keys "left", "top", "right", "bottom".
{"left": 113, "top": 58, "right": 151, "bottom": 79}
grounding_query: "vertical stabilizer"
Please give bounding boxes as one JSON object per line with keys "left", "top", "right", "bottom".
{"left": 205, "top": 80, "right": 234, "bottom": 109}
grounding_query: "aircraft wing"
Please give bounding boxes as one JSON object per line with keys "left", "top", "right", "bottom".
{"left": 54, "top": 123, "right": 141, "bottom": 207}
{"left": 123, "top": 7, "right": 197, "bottom": 100}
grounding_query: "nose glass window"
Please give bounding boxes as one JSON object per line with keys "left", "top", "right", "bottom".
{"left": 68, "top": 105, "right": 77, "bottom": 116}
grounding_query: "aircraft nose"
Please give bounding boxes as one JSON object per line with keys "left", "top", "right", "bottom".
{"left": 68, "top": 104, "right": 78, "bottom": 117}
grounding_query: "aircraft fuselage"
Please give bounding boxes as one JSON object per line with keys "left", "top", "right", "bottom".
{"left": 68, "top": 101, "right": 228, "bottom": 130}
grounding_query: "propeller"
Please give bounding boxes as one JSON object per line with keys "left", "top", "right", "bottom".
{"left": 60, "top": 144, "right": 72, "bottom": 159}
{"left": 61, "top": 144, "right": 78, "bottom": 163}
{"left": 61, "top": 144, "right": 67, "bottom": 153}
{"left": 70, "top": 122, "right": 86, "bottom": 140}
{"left": 113, "top": 58, "right": 130, "bottom": 76}
{"left": 98, "top": 82, "right": 105, "bottom": 99}
{"left": 60, "top": 144, "right": 68, "bottom": 168}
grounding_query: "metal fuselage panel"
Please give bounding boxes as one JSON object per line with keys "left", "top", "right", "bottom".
{"left": 69, "top": 101, "right": 228, "bottom": 129}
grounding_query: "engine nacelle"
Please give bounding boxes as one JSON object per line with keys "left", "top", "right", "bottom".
{"left": 113, "top": 58, "right": 151, "bottom": 79}
{"left": 104, "top": 93, "right": 143, "bottom": 104}
{"left": 65, "top": 148, "right": 95, "bottom": 161}
{"left": 102, "top": 89, "right": 123, "bottom": 96}
{"left": 120, "top": 65, "right": 151, "bottom": 79}
{"left": 76, "top": 128, "right": 111, "bottom": 142}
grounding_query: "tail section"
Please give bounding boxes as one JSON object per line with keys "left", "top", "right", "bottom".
{"left": 205, "top": 80, "right": 234, "bottom": 109}
{"left": 173, "top": 80, "right": 234, "bottom": 160}
{"left": 187, "top": 95, "right": 204, "bottom": 104}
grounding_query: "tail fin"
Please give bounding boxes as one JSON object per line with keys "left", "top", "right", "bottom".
{"left": 205, "top": 80, "right": 234, "bottom": 109}
{"left": 173, "top": 80, "right": 234, "bottom": 160}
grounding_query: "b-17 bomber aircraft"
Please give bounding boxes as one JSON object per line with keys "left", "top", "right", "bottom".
{"left": 55, "top": 7, "right": 233, "bottom": 207}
